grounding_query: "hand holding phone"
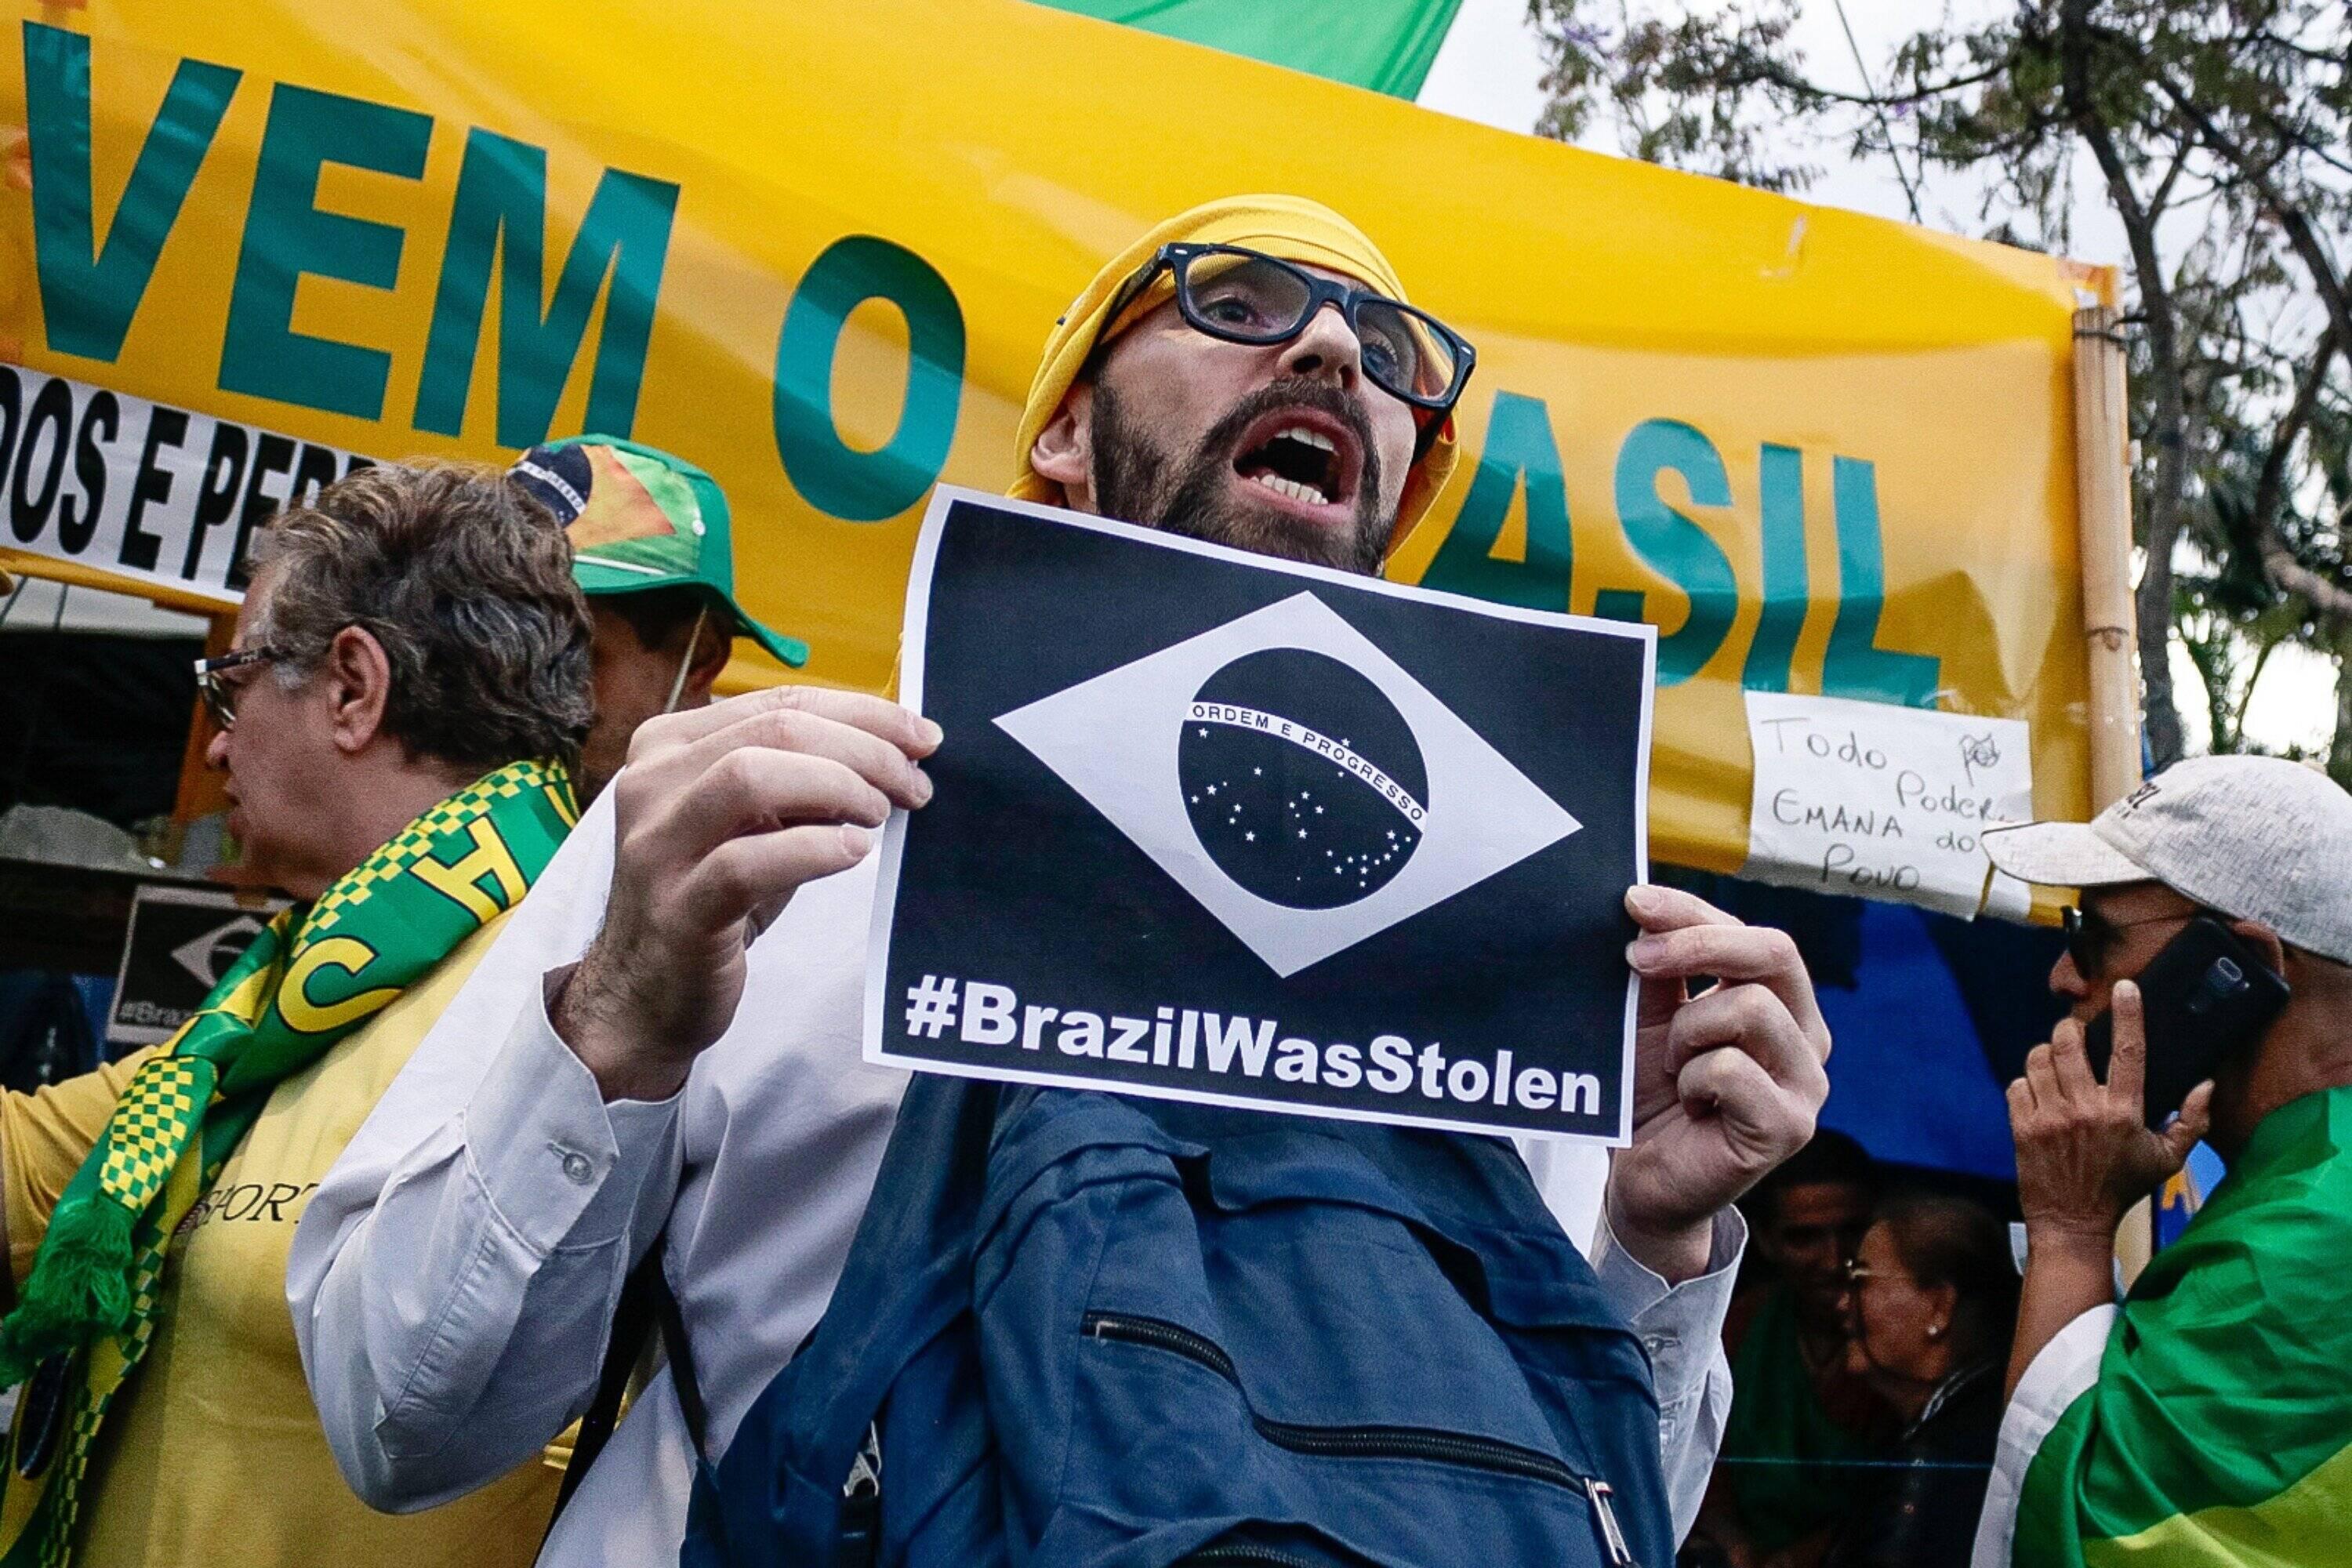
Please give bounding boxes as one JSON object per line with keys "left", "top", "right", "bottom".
{"left": 2082, "top": 916, "right": 2289, "bottom": 1130}
{"left": 2011, "top": 980, "right": 2218, "bottom": 1254}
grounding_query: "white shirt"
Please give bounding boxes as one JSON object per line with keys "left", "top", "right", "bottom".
{"left": 1968, "top": 1305, "right": 2113, "bottom": 1568}
{"left": 289, "top": 784, "right": 1743, "bottom": 1564}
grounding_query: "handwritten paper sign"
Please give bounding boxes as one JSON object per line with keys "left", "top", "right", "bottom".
{"left": 1741, "top": 692, "right": 2034, "bottom": 919}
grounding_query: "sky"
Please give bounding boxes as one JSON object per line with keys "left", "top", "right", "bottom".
{"left": 1415, "top": 0, "right": 2339, "bottom": 758}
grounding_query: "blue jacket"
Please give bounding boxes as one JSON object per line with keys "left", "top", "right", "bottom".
{"left": 685, "top": 1079, "right": 1673, "bottom": 1567}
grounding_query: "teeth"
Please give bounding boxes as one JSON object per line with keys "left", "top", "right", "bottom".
{"left": 1249, "top": 472, "right": 1327, "bottom": 505}
{"left": 1276, "top": 426, "right": 1336, "bottom": 452}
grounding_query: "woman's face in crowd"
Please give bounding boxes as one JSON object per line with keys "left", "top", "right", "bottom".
{"left": 1842, "top": 1221, "right": 1945, "bottom": 1388}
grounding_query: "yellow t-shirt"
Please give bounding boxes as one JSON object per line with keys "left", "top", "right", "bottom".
{"left": 0, "top": 916, "right": 561, "bottom": 1566}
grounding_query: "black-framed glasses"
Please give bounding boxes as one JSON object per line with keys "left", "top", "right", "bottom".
{"left": 2061, "top": 902, "right": 2204, "bottom": 981}
{"left": 194, "top": 646, "right": 283, "bottom": 731}
{"left": 1102, "top": 242, "right": 1478, "bottom": 417}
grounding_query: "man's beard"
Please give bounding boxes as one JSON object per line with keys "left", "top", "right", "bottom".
{"left": 1090, "top": 378, "right": 1390, "bottom": 576}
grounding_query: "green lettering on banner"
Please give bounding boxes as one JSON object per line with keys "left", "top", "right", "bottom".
{"left": 412, "top": 128, "right": 681, "bottom": 447}
{"left": 1419, "top": 390, "right": 1572, "bottom": 610}
{"left": 1612, "top": 419, "right": 1738, "bottom": 684}
{"left": 23, "top": 24, "right": 241, "bottom": 363}
{"left": 1740, "top": 442, "right": 1807, "bottom": 691}
{"left": 217, "top": 84, "right": 431, "bottom": 419}
{"left": 772, "top": 236, "right": 965, "bottom": 522}
{"left": 1591, "top": 587, "right": 1647, "bottom": 623}
{"left": 1824, "top": 456, "right": 1940, "bottom": 706}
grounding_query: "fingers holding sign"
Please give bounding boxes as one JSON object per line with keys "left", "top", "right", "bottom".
{"left": 628, "top": 686, "right": 938, "bottom": 815}
{"left": 1608, "top": 885, "right": 1833, "bottom": 1281}
{"left": 557, "top": 685, "right": 944, "bottom": 1102}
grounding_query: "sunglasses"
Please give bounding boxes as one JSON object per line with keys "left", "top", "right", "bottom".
{"left": 193, "top": 645, "right": 285, "bottom": 731}
{"left": 2061, "top": 902, "right": 2205, "bottom": 982}
{"left": 1101, "top": 243, "right": 1478, "bottom": 420}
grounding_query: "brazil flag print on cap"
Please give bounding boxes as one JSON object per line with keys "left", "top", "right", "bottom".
{"left": 512, "top": 436, "right": 809, "bottom": 668}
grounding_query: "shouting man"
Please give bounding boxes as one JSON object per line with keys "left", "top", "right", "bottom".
{"left": 292, "top": 197, "right": 1831, "bottom": 1563}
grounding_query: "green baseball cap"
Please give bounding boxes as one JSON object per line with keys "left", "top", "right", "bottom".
{"left": 510, "top": 435, "right": 808, "bottom": 669}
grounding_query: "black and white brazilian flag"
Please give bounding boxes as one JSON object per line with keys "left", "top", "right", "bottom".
{"left": 864, "top": 488, "right": 1656, "bottom": 1144}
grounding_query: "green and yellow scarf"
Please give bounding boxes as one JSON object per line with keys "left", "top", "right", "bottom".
{"left": 0, "top": 758, "right": 577, "bottom": 1567}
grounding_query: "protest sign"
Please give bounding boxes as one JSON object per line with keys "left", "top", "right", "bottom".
{"left": 107, "top": 883, "right": 291, "bottom": 1046}
{"left": 0, "top": 0, "right": 2112, "bottom": 880}
{"left": 1740, "top": 691, "right": 2034, "bottom": 918}
{"left": 865, "top": 488, "right": 1654, "bottom": 1143}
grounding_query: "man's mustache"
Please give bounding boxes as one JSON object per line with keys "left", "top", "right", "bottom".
{"left": 1191, "top": 376, "right": 1381, "bottom": 496}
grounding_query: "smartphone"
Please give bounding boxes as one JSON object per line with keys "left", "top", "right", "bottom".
{"left": 2082, "top": 916, "right": 2290, "bottom": 1129}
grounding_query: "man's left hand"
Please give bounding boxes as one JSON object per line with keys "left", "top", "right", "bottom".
{"left": 1607, "top": 885, "right": 1832, "bottom": 1282}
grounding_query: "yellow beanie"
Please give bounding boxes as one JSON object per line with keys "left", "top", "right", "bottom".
{"left": 1009, "top": 194, "right": 1460, "bottom": 556}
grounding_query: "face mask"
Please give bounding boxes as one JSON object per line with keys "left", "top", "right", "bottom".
{"left": 663, "top": 605, "right": 709, "bottom": 715}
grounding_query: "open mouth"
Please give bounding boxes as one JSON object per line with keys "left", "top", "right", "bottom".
{"left": 1232, "top": 409, "right": 1360, "bottom": 511}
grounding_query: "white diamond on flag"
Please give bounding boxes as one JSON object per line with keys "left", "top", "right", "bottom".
{"left": 995, "top": 591, "right": 1580, "bottom": 976}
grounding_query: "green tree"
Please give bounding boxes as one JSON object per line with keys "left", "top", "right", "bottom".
{"left": 1527, "top": 0, "right": 2352, "bottom": 779}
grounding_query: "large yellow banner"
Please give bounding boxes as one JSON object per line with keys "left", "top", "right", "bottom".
{"left": 0, "top": 0, "right": 2111, "bottom": 877}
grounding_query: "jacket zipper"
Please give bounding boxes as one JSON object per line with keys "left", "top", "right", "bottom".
{"left": 1179, "top": 1548, "right": 1326, "bottom": 1567}
{"left": 1083, "top": 1312, "right": 1638, "bottom": 1566}
{"left": 1584, "top": 1479, "right": 1635, "bottom": 1566}
{"left": 839, "top": 1421, "right": 884, "bottom": 1568}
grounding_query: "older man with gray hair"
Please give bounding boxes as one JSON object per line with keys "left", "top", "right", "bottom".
{"left": 0, "top": 463, "right": 591, "bottom": 1568}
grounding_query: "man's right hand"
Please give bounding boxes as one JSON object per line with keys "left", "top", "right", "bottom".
{"left": 2010, "top": 980, "right": 2211, "bottom": 1250}
{"left": 552, "top": 687, "right": 940, "bottom": 1102}
{"left": 2002, "top": 979, "right": 2210, "bottom": 1398}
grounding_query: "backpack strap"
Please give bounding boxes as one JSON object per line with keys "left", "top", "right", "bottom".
{"left": 690, "top": 1076, "right": 1000, "bottom": 1562}
{"left": 546, "top": 1226, "right": 706, "bottom": 1535}
{"left": 655, "top": 1252, "right": 709, "bottom": 1452}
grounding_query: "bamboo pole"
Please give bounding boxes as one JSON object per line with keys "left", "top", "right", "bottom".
{"left": 2073, "top": 303, "right": 2154, "bottom": 1283}
{"left": 2073, "top": 304, "right": 2142, "bottom": 812}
